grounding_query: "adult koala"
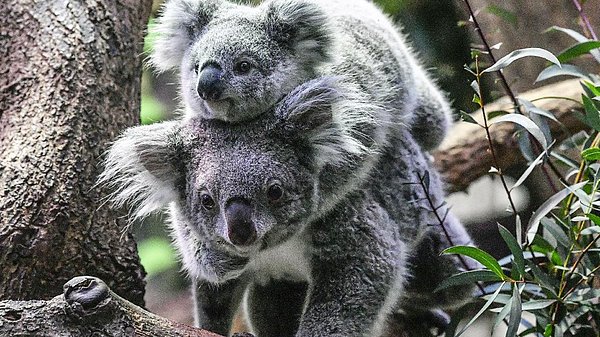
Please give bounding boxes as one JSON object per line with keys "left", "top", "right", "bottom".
{"left": 100, "top": 78, "right": 475, "bottom": 337}
{"left": 150, "top": 0, "right": 452, "bottom": 151}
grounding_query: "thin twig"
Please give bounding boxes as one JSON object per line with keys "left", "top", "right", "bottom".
{"left": 571, "top": 0, "right": 598, "bottom": 40}
{"left": 462, "top": 0, "right": 566, "bottom": 192}
{"left": 415, "top": 171, "right": 487, "bottom": 296}
{"left": 474, "top": 56, "right": 519, "bottom": 215}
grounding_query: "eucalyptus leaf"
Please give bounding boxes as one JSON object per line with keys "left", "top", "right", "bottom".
{"left": 582, "top": 147, "right": 600, "bottom": 161}
{"left": 546, "top": 26, "right": 600, "bottom": 62}
{"left": 557, "top": 41, "right": 600, "bottom": 63}
{"left": 498, "top": 225, "right": 525, "bottom": 278}
{"left": 443, "top": 246, "right": 506, "bottom": 280}
{"left": 506, "top": 285, "right": 522, "bottom": 337}
{"left": 490, "top": 114, "right": 548, "bottom": 149}
{"left": 580, "top": 226, "right": 600, "bottom": 235}
{"left": 540, "top": 218, "right": 570, "bottom": 248}
{"left": 493, "top": 300, "right": 512, "bottom": 331}
{"left": 459, "top": 110, "right": 478, "bottom": 124}
{"left": 455, "top": 282, "right": 505, "bottom": 337}
{"left": 511, "top": 149, "right": 546, "bottom": 191}
{"left": 435, "top": 269, "right": 502, "bottom": 292}
{"left": 536, "top": 64, "right": 592, "bottom": 83}
{"left": 521, "top": 299, "right": 555, "bottom": 311}
{"left": 484, "top": 48, "right": 560, "bottom": 73}
{"left": 526, "top": 181, "right": 587, "bottom": 244}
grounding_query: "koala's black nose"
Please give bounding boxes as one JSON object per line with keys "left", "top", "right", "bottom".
{"left": 224, "top": 199, "right": 257, "bottom": 247}
{"left": 197, "top": 63, "right": 224, "bottom": 101}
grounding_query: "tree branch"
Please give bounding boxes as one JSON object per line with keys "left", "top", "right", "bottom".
{"left": 0, "top": 276, "right": 252, "bottom": 337}
{"left": 433, "top": 79, "right": 587, "bottom": 192}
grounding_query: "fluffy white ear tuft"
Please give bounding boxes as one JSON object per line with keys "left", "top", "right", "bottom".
{"left": 277, "top": 77, "right": 380, "bottom": 169}
{"left": 149, "top": 0, "right": 223, "bottom": 72}
{"left": 98, "top": 121, "right": 183, "bottom": 220}
{"left": 263, "top": 0, "right": 332, "bottom": 66}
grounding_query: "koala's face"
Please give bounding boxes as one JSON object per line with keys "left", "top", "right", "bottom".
{"left": 152, "top": 0, "right": 331, "bottom": 122}
{"left": 183, "top": 119, "right": 315, "bottom": 256}
{"left": 182, "top": 14, "right": 308, "bottom": 122}
{"left": 173, "top": 117, "right": 318, "bottom": 283}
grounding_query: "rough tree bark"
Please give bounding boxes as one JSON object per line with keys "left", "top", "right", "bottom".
{"left": 0, "top": 276, "right": 227, "bottom": 337}
{"left": 0, "top": 0, "right": 151, "bottom": 304}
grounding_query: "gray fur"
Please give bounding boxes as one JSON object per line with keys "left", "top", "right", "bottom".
{"left": 101, "top": 78, "right": 474, "bottom": 336}
{"left": 150, "top": 0, "right": 451, "bottom": 151}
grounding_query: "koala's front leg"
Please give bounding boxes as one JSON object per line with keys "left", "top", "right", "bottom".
{"left": 297, "top": 218, "right": 404, "bottom": 337}
{"left": 192, "top": 277, "right": 246, "bottom": 335}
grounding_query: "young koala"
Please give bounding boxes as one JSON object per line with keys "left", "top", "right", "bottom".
{"left": 100, "top": 78, "right": 476, "bottom": 337}
{"left": 150, "top": 0, "right": 452, "bottom": 151}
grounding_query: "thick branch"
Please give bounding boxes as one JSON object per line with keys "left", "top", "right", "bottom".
{"left": 433, "top": 79, "right": 587, "bottom": 192}
{"left": 0, "top": 276, "right": 250, "bottom": 337}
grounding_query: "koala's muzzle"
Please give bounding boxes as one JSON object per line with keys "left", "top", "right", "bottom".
{"left": 197, "top": 64, "right": 225, "bottom": 101}
{"left": 224, "top": 199, "right": 257, "bottom": 247}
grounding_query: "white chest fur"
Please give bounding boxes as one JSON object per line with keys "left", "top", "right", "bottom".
{"left": 246, "top": 237, "right": 312, "bottom": 286}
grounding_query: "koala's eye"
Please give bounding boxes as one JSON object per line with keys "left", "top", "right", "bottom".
{"left": 266, "top": 181, "right": 284, "bottom": 203}
{"left": 234, "top": 61, "right": 252, "bottom": 75}
{"left": 200, "top": 192, "right": 216, "bottom": 210}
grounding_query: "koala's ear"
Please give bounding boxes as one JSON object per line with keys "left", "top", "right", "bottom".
{"left": 98, "top": 121, "right": 183, "bottom": 219}
{"left": 263, "top": 0, "right": 332, "bottom": 65}
{"left": 276, "top": 77, "right": 372, "bottom": 168}
{"left": 149, "top": 0, "right": 223, "bottom": 72}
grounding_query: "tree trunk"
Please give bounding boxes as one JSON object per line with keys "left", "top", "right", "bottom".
{"left": 0, "top": 0, "right": 152, "bottom": 305}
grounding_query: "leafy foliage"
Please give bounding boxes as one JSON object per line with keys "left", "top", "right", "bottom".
{"left": 445, "top": 8, "right": 600, "bottom": 336}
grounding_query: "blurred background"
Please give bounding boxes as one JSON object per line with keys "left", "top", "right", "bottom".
{"left": 134, "top": 0, "right": 600, "bottom": 335}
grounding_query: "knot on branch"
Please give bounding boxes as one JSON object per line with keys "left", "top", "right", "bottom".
{"left": 64, "top": 276, "right": 111, "bottom": 318}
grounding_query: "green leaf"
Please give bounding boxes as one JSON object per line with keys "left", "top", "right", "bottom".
{"left": 526, "top": 260, "right": 558, "bottom": 297}
{"left": 455, "top": 282, "right": 505, "bottom": 337}
{"left": 550, "top": 152, "right": 579, "bottom": 170}
{"left": 583, "top": 81, "right": 600, "bottom": 97}
{"left": 526, "top": 181, "right": 587, "bottom": 244}
{"left": 506, "top": 285, "right": 522, "bottom": 337}
{"left": 511, "top": 149, "right": 546, "bottom": 191}
{"left": 536, "top": 64, "right": 592, "bottom": 82}
{"left": 484, "top": 48, "right": 560, "bottom": 73}
{"left": 546, "top": 26, "right": 600, "bottom": 63}
{"left": 544, "top": 324, "right": 553, "bottom": 337}
{"left": 580, "top": 226, "right": 600, "bottom": 235}
{"left": 546, "top": 26, "right": 588, "bottom": 42}
{"left": 443, "top": 246, "right": 506, "bottom": 280}
{"left": 488, "top": 110, "right": 510, "bottom": 120}
{"left": 435, "top": 270, "right": 502, "bottom": 292}
{"left": 540, "top": 217, "right": 570, "bottom": 248}
{"left": 518, "top": 98, "right": 559, "bottom": 122}
{"left": 581, "top": 94, "right": 600, "bottom": 131}
{"left": 470, "top": 80, "right": 481, "bottom": 97}
{"left": 493, "top": 300, "right": 512, "bottom": 331}
{"left": 459, "top": 110, "right": 478, "bottom": 124}
{"left": 587, "top": 213, "right": 600, "bottom": 225}
{"left": 557, "top": 41, "right": 600, "bottom": 63}
{"left": 521, "top": 299, "right": 555, "bottom": 311}
{"left": 498, "top": 225, "right": 525, "bottom": 278}
{"left": 490, "top": 114, "right": 548, "bottom": 149}
{"left": 582, "top": 147, "right": 600, "bottom": 161}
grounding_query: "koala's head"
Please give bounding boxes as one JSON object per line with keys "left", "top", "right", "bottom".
{"left": 101, "top": 78, "right": 368, "bottom": 282}
{"left": 149, "top": 0, "right": 332, "bottom": 122}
